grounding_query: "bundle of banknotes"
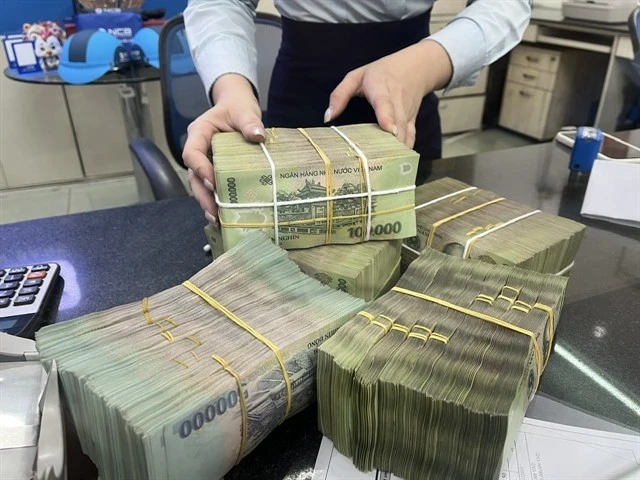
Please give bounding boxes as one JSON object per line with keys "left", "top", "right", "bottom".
{"left": 212, "top": 124, "right": 419, "bottom": 250}
{"left": 402, "top": 177, "right": 585, "bottom": 275}
{"left": 317, "top": 248, "right": 567, "bottom": 480}
{"left": 204, "top": 224, "right": 402, "bottom": 301}
{"left": 36, "top": 234, "right": 366, "bottom": 480}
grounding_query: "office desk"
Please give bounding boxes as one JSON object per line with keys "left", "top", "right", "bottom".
{"left": 1, "top": 139, "right": 639, "bottom": 479}
{"left": 518, "top": 10, "right": 638, "bottom": 133}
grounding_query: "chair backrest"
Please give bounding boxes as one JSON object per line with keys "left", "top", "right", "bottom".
{"left": 630, "top": 7, "right": 640, "bottom": 55}
{"left": 159, "top": 13, "right": 283, "bottom": 168}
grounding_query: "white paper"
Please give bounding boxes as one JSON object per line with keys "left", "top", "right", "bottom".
{"left": 581, "top": 159, "right": 640, "bottom": 228}
{"left": 12, "top": 42, "right": 37, "bottom": 67}
{"left": 313, "top": 418, "right": 640, "bottom": 480}
{"left": 2, "top": 36, "right": 24, "bottom": 62}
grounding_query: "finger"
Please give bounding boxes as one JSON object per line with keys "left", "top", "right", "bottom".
{"left": 236, "top": 112, "right": 266, "bottom": 143}
{"left": 326, "top": 70, "right": 363, "bottom": 123}
{"left": 364, "top": 84, "right": 397, "bottom": 137}
{"left": 391, "top": 95, "right": 408, "bottom": 145}
{"left": 183, "top": 120, "right": 217, "bottom": 189}
{"left": 188, "top": 168, "right": 218, "bottom": 221}
{"left": 406, "top": 120, "right": 417, "bottom": 149}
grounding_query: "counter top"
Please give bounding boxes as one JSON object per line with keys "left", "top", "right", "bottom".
{"left": 1, "top": 137, "right": 639, "bottom": 480}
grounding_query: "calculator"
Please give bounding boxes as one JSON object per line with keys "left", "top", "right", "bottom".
{"left": 0, "top": 263, "right": 60, "bottom": 338}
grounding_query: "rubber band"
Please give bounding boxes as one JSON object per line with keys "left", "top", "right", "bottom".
{"left": 174, "top": 359, "right": 188, "bottom": 369}
{"left": 211, "top": 354, "right": 248, "bottom": 463}
{"left": 427, "top": 198, "right": 506, "bottom": 247}
{"left": 408, "top": 332, "right": 429, "bottom": 342}
{"left": 298, "top": 128, "right": 334, "bottom": 243}
{"left": 475, "top": 294, "right": 495, "bottom": 305}
{"left": 161, "top": 331, "right": 175, "bottom": 342}
{"left": 429, "top": 333, "right": 450, "bottom": 344}
{"left": 182, "top": 281, "right": 293, "bottom": 422}
{"left": 390, "top": 324, "right": 410, "bottom": 335}
{"left": 513, "top": 300, "right": 532, "bottom": 312}
{"left": 190, "top": 350, "right": 200, "bottom": 361}
{"left": 142, "top": 298, "right": 153, "bottom": 325}
{"left": 402, "top": 244, "right": 421, "bottom": 256}
{"left": 555, "top": 261, "right": 575, "bottom": 276}
{"left": 415, "top": 187, "right": 478, "bottom": 211}
{"left": 463, "top": 210, "right": 541, "bottom": 258}
{"left": 391, "top": 286, "right": 543, "bottom": 389}
{"left": 412, "top": 325, "right": 433, "bottom": 335}
{"left": 533, "top": 303, "right": 556, "bottom": 366}
{"left": 186, "top": 335, "right": 202, "bottom": 346}
{"left": 496, "top": 295, "right": 517, "bottom": 307}
{"left": 259, "top": 142, "right": 280, "bottom": 246}
{"left": 358, "top": 311, "right": 376, "bottom": 322}
{"left": 331, "top": 126, "right": 374, "bottom": 241}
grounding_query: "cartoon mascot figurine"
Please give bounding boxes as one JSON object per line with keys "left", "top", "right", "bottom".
{"left": 22, "top": 21, "right": 66, "bottom": 71}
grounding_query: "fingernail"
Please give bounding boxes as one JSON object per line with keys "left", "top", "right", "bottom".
{"left": 205, "top": 211, "right": 218, "bottom": 226}
{"left": 252, "top": 126, "right": 266, "bottom": 139}
{"left": 324, "top": 107, "right": 332, "bottom": 124}
{"left": 392, "top": 125, "right": 398, "bottom": 136}
{"left": 204, "top": 179, "right": 215, "bottom": 191}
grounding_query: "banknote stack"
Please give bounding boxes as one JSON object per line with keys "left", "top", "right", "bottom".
{"left": 317, "top": 248, "right": 568, "bottom": 480}
{"left": 212, "top": 123, "right": 419, "bottom": 250}
{"left": 204, "top": 224, "right": 402, "bottom": 301}
{"left": 36, "top": 234, "right": 366, "bottom": 480}
{"left": 402, "top": 177, "right": 585, "bottom": 275}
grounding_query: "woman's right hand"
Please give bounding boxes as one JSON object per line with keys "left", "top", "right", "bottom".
{"left": 182, "top": 73, "right": 266, "bottom": 225}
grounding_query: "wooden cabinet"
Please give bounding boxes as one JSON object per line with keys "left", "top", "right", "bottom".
{"left": 499, "top": 44, "right": 608, "bottom": 140}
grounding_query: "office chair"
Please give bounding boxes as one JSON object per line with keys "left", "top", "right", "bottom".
{"left": 629, "top": 6, "right": 640, "bottom": 54}
{"left": 129, "top": 13, "right": 283, "bottom": 200}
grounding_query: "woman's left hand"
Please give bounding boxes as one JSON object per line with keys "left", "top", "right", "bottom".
{"left": 324, "top": 40, "right": 453, "bottom": 148}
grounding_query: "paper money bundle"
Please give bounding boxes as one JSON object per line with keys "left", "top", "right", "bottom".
{"left": 36, "top": 234, "right": 366, "bottom": 480}
{"left": 402, "top": 177, "right": 585, "bottom": 275}
{"left": 205, "top": 224, "right": 402, "bottom": 301}
{"left": 317, "top": 248, "right": 567, "bottom": 480}
{"left": 212, "top": 124, "right": 419, "bottom": 250}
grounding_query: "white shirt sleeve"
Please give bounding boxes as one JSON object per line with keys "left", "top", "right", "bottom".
{"left": 427, "top": 0, "right": 532, "bottom": 91}
{"left": 183, "top": 0, "right": 260, "bottom": 100}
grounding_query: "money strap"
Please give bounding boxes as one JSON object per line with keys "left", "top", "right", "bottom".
{"left": 259, "top": 142, "right": 281, "bottom": 246}
{"left": 427, "top": 198, "right": 506, "bottom": 247}
{"left": 211, "top": 354, "right": 248, "bottom": 463}
{"left": 391, "top": 286, "right": 543, "bottom": 389}
{"left": 463, "top": 210, "right": 541, "bottom": 258}
{"left": 415, "top": 186, "right": 478, "bottom": 210}
{"left": 331, "top": 126, "right": 374, "bottom": 241}
{"left": 182, "top": 281, "right": 293, "bottom": 422}
{"left": 297, "top": 128, "right": 335, "bottom": 243}
{"left": 555, "top": 261, "right": 574, "bottom": 276}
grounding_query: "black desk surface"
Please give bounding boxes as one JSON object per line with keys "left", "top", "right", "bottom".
{"left": 2, "top": 137, "right": 639, "bottom": 480}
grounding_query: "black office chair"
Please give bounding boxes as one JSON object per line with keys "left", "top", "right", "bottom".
{"left": 129, "top": 13, "right": 283, "bottom": 200}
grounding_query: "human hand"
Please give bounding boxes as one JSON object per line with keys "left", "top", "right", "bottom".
{"left": 325, "top": 40, "right": 453, "bottom": 148}
{"left": 182, "top": 73, "right": 265, "bottom": 224}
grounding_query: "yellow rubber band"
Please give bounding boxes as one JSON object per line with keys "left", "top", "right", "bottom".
{"left": 427, "top": 198, "right": 505, "bottom": 247}
{"left": 390, "top": 324, "right": 410, "bottom": 335}
{"left": 190, "top": 350, "right": 200, "bottom": 362}
{"left": 511, "top": 305, "right": 531, "bottom": 313}
{"left": 475, "top": 294, "right": 495, "bottom": 305}
{"left": 497, "top": 294, "right": 516, "bottom": 307}
{"left": 514, "top": 300, "right": 532, "bottom": 312}
{"left": 298, "top": 128, "right": 334, "bottom": 244}
{"left": 174, "top": 359, "right": 188, "bottom": 369}
{"left": 412, "top": 325, "right": 433, "bottom": 335}
{"left": 161, "top": 331, "right": 175, "bottom": 342}
{"left": 142, "top": 298, "right": 153, "bottom": 325}
{"left": 358, "top": 311, "right": 376, "bottom": 322}
{"left": 408, "top": 332, "right": 429, "bottom": 342}
{"left": 429, "top": 333, "right": 450, "bottom": 344}
{"left": 533, "top": 303, "right": 556, "bottom": 366}
{"left": 186, "top": 335, "right": 202, "bottom": 346}
{"left": 392, "top": 286, "right": 543, "bottom": 389}
{"left": 502, "top": 286, "right": 521, "bottom": 296}
{"left": 182, "top": 281, "right": 293, "bottom": 422}
{"left": 211, "top": 354, "right": 248, "bottom": 464}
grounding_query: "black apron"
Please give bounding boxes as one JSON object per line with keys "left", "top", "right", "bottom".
{"left": 264, "top": 10, "right": 440, "bottom": 185}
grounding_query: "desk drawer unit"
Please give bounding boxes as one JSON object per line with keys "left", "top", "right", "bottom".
{"left": 506, "top": 64, "right": 557, "bottom": 92}
{"left": 499, "top": 83, "right": 551, "bottom": 140}
{"left": 499, "top": 44, "right": 607, "bottom": 140}
{"left": 439, "top": 96, "right": 486, "bottom": 135}
{"left": 510, "top": 45, "right": 561, "bottom": 73}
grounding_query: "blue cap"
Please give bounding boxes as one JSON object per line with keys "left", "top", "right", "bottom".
{"left": 131, "top": 27, "right": 160, "bottom": 68}
{"left": 58, "top": 29, "right": 127, "bottom": 84}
